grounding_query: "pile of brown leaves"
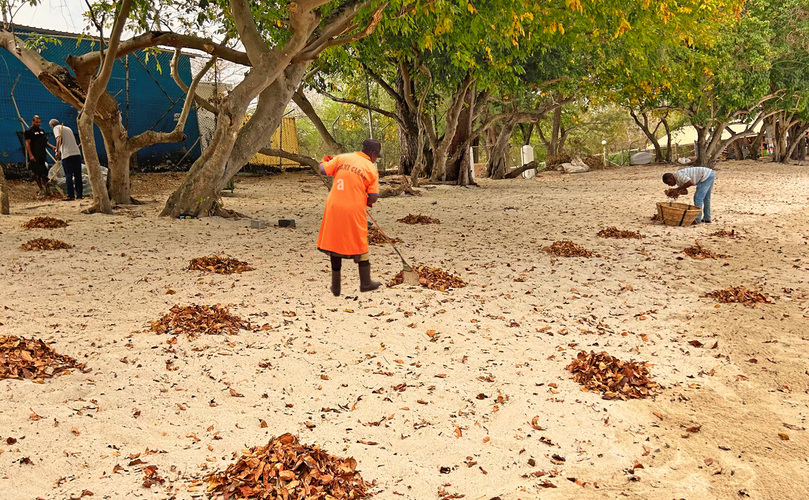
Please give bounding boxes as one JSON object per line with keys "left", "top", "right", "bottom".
{"left": 0, "top": 335, "right": 85, "bottom": 381}
{"left": 582, "top": 155, "right": 613, "bottom": 170}
{"left": 397, "top": 214, "right": 440, "bottom": 224}
{"left": 567, "top": 351, "right": 660, "bottom": 400}
{"left": 702, "top": 286, "right": 771, "bottom": 306}
{"left": 545, "top": 153, "right": 572, "bottom": 168}
{"left": 188, "top": 255, "right": 254, "bottom": 274}
{"left": 597, "top": 227, "right": 644, "bottom": 239}
{"left": 205, "top": 433, "right": 373, "bottom": 500}
{"left": 22, "top": 217, "right": 68, "bottom": 229}
{"left": 368, "top": 226, "right": 402, "bottom": 246}
{"left": 19, "top": 238, "right": 73, "bottom": 251}
{"left": 541, "top": 240, "right": 593, "bottom": 258}
{"left": 149, "top": 304, "right": 251, "bottom": 339}
{"left": 683, "top": 241, "right": 728, "bottom": 259}
{"left": 710, "top": 229, "right": 739, "bottom": 238}
{"left": 388, "top": 266, "right": 466, "bottom": 291}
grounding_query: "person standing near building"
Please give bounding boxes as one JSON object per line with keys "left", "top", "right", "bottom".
{"left": 662, "top": 166, "right": 716, "bottom": 224}
{"left": 24, "top": 115, "right": 56, "bottom": 196}
{"left": 49, "top": 119, "right": 83, "bottom": 200}
{"left": 317, "top": 139, "right": 382, "bottom": 296}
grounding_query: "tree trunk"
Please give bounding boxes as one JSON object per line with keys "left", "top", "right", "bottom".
{"left": 662, "top": 118, "right": 672, "bottom": 162}
{"left": 784, "top": 122, "right": 809, "bottom": 162}
{"left": 629, "top": 108, "right": 665, "bottom": 162}
{"left": 394, "top": 74, "right": 420, "bottom": 176}
{"left": 0, "top": 164, "right": 9, "bottom": 214}
{"left": 693, "top": 125, "right": 710, "bottom": 167}
{"left": 425, "top": 76, "right": 474, "bottom": 182}
{"left": 486, "top": 120, "right": 514, "bottom": 179}
{"left": 549, "top": 104, "right": 562, "bottom": 156}
{"left": 162, "top": 63, "right": 309, "bottom": 217}
{"left": 445, "top": 84, "right": 476, "bottom": 183}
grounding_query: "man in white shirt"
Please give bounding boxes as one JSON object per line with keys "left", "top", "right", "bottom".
{"left": 49, "top": 119, "right": 83, "bottom": 200}
{"left": 663, "top": 166, "right": 715, "bottom": 224}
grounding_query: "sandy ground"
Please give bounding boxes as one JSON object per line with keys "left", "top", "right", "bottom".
{"left": 0, "top": 159, "right": 808, "bottom": 500}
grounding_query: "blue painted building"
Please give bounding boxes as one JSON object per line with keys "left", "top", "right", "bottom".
{"left": 0, "top": 25, "right": 200, "bottom": 168}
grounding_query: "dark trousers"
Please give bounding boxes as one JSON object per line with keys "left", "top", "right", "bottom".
{"left": 62, "top": 155, "right": 82, "bottom": 199}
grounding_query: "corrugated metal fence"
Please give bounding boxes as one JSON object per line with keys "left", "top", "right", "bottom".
{"left": 0, "top": 25, "right": 200, "bottom": 172}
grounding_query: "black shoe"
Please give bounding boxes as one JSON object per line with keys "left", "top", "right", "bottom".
{"left": 703, "top": 220, "right": 711, "bottom": 223}
{"left": 61, "top": 197, "right": 75, "bottom": 201}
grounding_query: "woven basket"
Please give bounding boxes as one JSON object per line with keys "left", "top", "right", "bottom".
{"left": 656, "top": 202, "right": 701, "bottom": 227}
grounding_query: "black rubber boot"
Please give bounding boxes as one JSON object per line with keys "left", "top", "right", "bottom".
{"left": 330, "top": 271, "right": 341, "bottom": 297}
{"left": 359, "top": 261, "right": 381, "bottom": 292}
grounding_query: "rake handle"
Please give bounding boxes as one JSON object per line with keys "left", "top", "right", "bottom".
{"left": 366, "top": 210, "right": 414, "bottom": 270}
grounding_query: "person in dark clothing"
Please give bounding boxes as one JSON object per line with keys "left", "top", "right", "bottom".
{"left": 24, "top": 115, "right": 57, "bottom": 196}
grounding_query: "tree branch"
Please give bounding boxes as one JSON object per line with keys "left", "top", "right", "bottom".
{"left": 312, "top": 81, "right": 401, "bottom": 122}
{"left": 170, "top": 49, "right": 220, "bottom": 114}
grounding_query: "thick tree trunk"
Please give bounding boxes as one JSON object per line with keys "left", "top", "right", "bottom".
{"left": 0, "top": 164, "right": 9, "bottom": 214}
{"left": 445, "top": 85, "right": 475, "bottom": 183}
{"left": 161, "top": 64, "right": 308, "bottom": 217}
{"left": 486, "top": 120, "right": 514, "bottom": 179}
{"left": 784, "top": 122, "right": 809, "bottom": 162}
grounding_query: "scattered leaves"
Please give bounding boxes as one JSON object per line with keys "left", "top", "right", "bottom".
{"left": 683, "top": 241, "right": 728, "bottom": 259}
{"left": 709, "top": 229, "right": 740, "bottom": 238}
{"left": 188, "top": 255, "right": 254, "bottom": 274}
{"left": 541, "top": 240, "right": 593, "bottom": 258}
{"left": 0, "top": 335, "right": 85, "bottom": 381}
{"left": 567, "top": 351, "right": 661, "bottom": 400}
{"left": 204, "top": 433, "right": 373, "bottom": 499}
{"left": 597, "top": 227, "right": 644, "bottom": 239}
{"left": 702, "top": 287, "right": 771, "bottom": 307}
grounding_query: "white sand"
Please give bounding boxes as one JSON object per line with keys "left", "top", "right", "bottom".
{"left": 1, "top": 159, "right": 808, "bottom": 500}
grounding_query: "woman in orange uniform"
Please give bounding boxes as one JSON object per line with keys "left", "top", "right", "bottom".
{"left": 317, "top": 139, "right": 381, "bottom": 296}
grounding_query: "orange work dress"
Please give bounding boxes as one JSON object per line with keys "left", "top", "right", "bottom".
{"left": 317, "top": 151, "right": 380, "bottom": 257}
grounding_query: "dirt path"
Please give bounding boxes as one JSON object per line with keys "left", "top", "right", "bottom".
{"left": 0, "top": 159, "right": 807, "bottom": 500}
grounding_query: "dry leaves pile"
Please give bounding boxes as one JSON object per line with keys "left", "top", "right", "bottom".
{"left": 567, "top": 351, "right": 661, "bottom": 400}
{"left": 204, "top": 433, "right": 373, "bottom": 500}
{"left": 22, "top": 217, "right": 68, "bottom": 229}
{"left": 0, "top": 335, "right": 85, "bottom": 381}
{"left": 368, "top": 226, "right": 402, "bottom": 246}
{"left": 597, "top": 227, "right": 644, "bottom": 239}
{"left": 683, "top": 241, "right": 729, "bottom": 259}
{"left": 397, "top": 214, "right": 440, "bottom": 224}
{"left": 19, "top": 238, "right": 73, "bottom": 251}
{"left": 149, "top": 305, "right": 251, "bottom": 339}
{"left": 188, "top": 255, "right": 254, "bottom": 274}
{"left": 388, "top": 266, "right": 466, "bottom": 291}
{"left": 702, "top": 286, "right": 771, "bottom": 306}
{"left": 710, "top": 229, "right": 739, "bottom": 238}
{"left": 541, "top": 240, "right": 593, "bottom": 258}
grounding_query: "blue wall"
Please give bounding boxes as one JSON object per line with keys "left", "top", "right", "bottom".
{"left": 0, "top": 28, "right": 200, "bottom": 166}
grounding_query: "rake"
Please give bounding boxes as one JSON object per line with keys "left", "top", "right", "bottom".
{"left": 366, "top": 210, "right": 420, "bottom": 286}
